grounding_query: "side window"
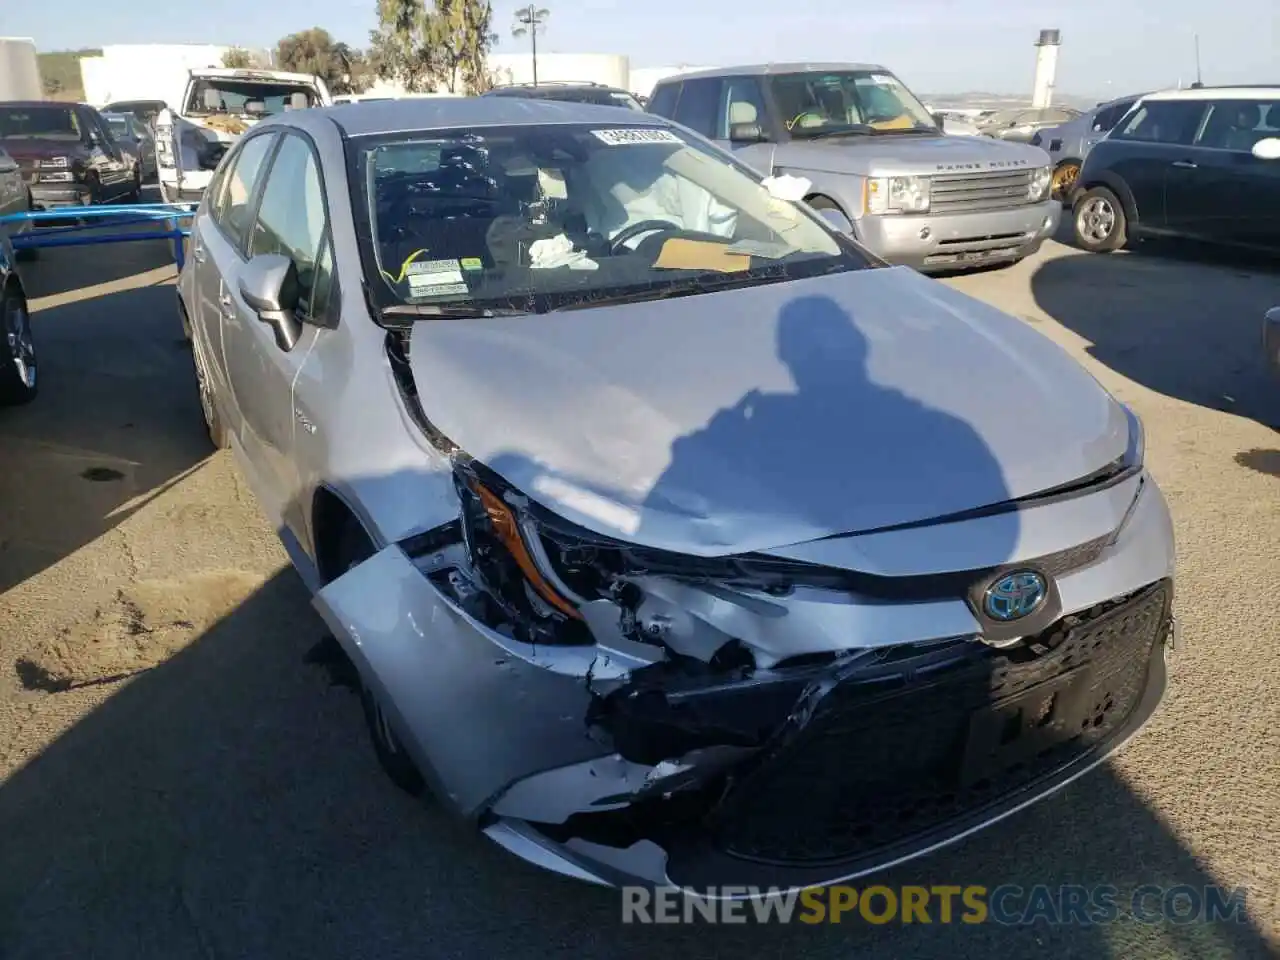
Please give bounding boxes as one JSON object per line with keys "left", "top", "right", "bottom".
{"left": 1112, "top": 100, "right": 1205, "bottom": 146}
{"left": 1195, "top": 100, "right": 1269, "bottom": 152}
{"left": 1095, "top": 101, "right": 1135, "bottom": 133}
{"left": 249, "top": 134, "right": 329, "bottom": 320}
{"left": 673, "top": 78, "right": 721, "bottom": 138}
{"left": 214, "top": 133, "right": 276, "bottom": 251}
{"left": 717, "top": 76, "right": 767, "bottom": 138}
{"left": 647, "top": 82, "right": 680, "bottom": 119}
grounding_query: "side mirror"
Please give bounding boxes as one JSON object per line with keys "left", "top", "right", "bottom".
{"left": 728, "top": 122, "right": 766, "bottom": 143}
{"left": 1252, "top": 137, "right": 1280, "bottom": 161}
{"left": 932, "top": 112, "right": 946, "bottom": 128}
{"left": 238, "top": 253, "right": 303, "bottom": 351}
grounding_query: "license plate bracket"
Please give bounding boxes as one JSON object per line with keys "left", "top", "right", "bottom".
{"left": 959, "top": 666, "right": 1093, "bottom": 787}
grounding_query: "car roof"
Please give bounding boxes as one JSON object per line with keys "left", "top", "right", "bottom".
{"left": 1143, "top": 86, "right": 1280, "bottom": 102}
{"left": 307, "top": 96, "right": 670, "bottom": 138}
{"left": 0, "top": 100, "right": 81, "bottom": 109}
{"left": 488, "top": 82, "right": 630, "bottom": 93}
{"left": 657, "top": 62, "right": 886, "bottom": 83}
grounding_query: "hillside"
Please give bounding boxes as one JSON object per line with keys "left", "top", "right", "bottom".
{"left": 36, "top": 49, "right": 100, "bottom": 101}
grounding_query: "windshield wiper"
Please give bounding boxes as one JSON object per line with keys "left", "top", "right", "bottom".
{"left": 380, "top": 302, "right": 531, "bottom": 322}
{"left": 554, "top": 271, "right": 793, "bottom": 311}
{"left": 803, "top": 124, "right": 876, "bottom": 140}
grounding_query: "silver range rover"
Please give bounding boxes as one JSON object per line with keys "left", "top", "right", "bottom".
{"left": 648, "top": 63, "right": 1060, "bottom": 271}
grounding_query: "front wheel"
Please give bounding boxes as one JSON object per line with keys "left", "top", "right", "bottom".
{"left": 1051, "top": 159, "right": 1082, "bottom": 201}
{"left": 335, "top": 521, "right": 428, "bottom": 799}
{"left": 1073, "top": 186, "right": 1128, "bottom": 253}
{"left": 0, "top": 283, "right": 37, "bottom": 406}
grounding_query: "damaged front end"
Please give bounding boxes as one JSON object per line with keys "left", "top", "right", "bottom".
{"left": 315, "top": 458, "right": 1174, "bottom": 893}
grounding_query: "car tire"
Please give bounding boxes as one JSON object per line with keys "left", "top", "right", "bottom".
{"left": 0, "top": 282, "right": 37, "bottom": 406}
{"left": 190, "top": 336, "right": 228, "bottom": 448}
{"left": 333, "top": 519, "right": 429, "bottom": 799}
{"left": 1073, "top": 186, "right": 1128, "bottom": 252}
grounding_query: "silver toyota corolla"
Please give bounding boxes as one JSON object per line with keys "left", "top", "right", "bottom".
{"left": 179, "top": 98, "right": 1177, "bottom": 894}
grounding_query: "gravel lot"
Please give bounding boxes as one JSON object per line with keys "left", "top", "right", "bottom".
{"left": 1, "top": 216, "right": 1277, "bottom": 959}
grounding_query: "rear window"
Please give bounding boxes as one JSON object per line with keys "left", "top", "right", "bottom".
{"left": 0, "top": 106, "right": 82, "bottom": 140}
{"left": 186, "top": 78, "right": 319, "bottom": 117}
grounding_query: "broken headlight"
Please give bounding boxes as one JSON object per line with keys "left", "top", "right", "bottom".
{"left": 454, "top": 465, "right": 596, "bottom": 644}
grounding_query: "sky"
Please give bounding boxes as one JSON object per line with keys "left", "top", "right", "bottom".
{"left": 3, "top": 0, "right": 1277, "bottom": 97}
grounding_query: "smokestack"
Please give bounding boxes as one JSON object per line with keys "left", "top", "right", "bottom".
{"left": 1032, "top": 28, "right": 1061, "bottom": 109}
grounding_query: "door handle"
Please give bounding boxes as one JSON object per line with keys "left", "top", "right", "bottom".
{"left": 218, "top": 292, "right": 236, "bottom": 319}
{"left": 1171, "top": 160, "right": 1198, "bottom": 169}
{"left": 192, "top": 245, "right": 206, "bottom": 263}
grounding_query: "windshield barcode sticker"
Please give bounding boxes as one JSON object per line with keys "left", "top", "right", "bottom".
{"left": 408, "top": 283, "right": 469, "bottom": 299}
{"left": 591, "top": 128, "right": 683, "bottom": 146}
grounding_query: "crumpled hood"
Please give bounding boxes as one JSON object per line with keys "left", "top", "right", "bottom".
{"left": 408, "top": 266, "right": 1126, "bottom": 556}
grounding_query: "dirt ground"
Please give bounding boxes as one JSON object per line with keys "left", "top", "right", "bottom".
{"left": 1, "top": 214, "right": 1277, "bottom": 959}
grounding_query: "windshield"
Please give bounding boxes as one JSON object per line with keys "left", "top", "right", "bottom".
{"left": 349, "top": 123, "right": 868, "bottom": 314}
{"left": 768, "top": 70, "right": 938, "bottom": 136}
{"left": 186, "top": 78, "right": 318, "bottom": 117}
{"left": 0, "top": 106, "right": 82, "bottom": 141}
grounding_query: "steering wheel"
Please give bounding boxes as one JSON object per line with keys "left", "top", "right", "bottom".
{"left": 609, "top": 219, "right": 683, "bottom": 254}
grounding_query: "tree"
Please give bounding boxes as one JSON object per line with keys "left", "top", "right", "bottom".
{"left": 370, "top": 0, "right": 496, "bottom": 95}
{"left": 276, "top": 28, "right": 367, "bottom": 95}
{"left": 221, "top": 47, "right": 254, "bottom": 68}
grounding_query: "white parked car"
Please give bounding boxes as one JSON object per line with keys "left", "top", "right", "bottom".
{"left": 155, "top": 67, "right": 330, "bottom": 202}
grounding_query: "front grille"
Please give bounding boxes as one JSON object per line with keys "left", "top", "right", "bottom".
{"left": 710, "top": 581, "right": 1170, "bottom": 865}
{"left": 931, "top": 169, "right": 1034, "bottom": 213}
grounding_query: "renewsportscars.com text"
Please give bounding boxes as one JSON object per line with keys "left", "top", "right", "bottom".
{"left": 621, "top": 884, "right": 1251, "bottom": 925}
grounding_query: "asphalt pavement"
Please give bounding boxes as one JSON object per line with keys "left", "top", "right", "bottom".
{"left": 1, "top": 216, "right": 1277, "bottom": 959}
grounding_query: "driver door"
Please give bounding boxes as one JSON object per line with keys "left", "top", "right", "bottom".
{"left": 711, "top": 76, "right": 776, "bottom": 174}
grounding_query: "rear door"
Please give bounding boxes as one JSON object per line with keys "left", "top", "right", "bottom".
{"left": 1172, "top": 98, "right": 1280, "bottom": 248}
{"left": 219, "top": 131, "right": 333, "bottom": 529}
{"left": 1106, "top": 98, "right": 1207, "bottom": 229}
{"left": 193, "top": 131, "right": 278, "bottom": 432}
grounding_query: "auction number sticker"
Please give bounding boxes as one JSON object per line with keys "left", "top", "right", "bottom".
{"left": 591, "top": 128, "right": 684, "bottom": 146}
{"left": 405, "top": 258, "right": 469, "bottom": 297}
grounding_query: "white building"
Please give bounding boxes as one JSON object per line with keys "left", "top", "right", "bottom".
{"left": 80, "top": 44, "right": 273, "bottom": 109}
{"left": 0, "top": 37, "right": 42, "bottom": 101}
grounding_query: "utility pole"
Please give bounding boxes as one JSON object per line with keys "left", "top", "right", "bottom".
{"left": 1194, "top": 33, "right": 1203, "bottom": 86}
{"left": 512, "top": 5, "right": 550, "bottom": 86}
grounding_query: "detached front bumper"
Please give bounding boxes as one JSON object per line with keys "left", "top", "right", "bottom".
{"left": 315, "top": 472, "right": 1175, "bottom": 894}
{"left": 858, "top": 201, "right": 1060, "bottom": 272}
